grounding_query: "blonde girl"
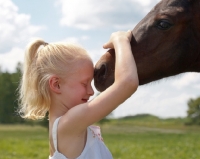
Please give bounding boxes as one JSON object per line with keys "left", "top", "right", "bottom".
{"left": 18, "top": 30, "right": 138, "bottom": 159}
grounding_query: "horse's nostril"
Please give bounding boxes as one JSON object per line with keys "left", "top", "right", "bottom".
{"left": 94, "top": 64, "right": 107, "bottom": 83}
{"left": 99, "top": 64, "right": 107, "bottom": 78}
{"left": 94, "top": 63, "right": 107, "bottom": 85}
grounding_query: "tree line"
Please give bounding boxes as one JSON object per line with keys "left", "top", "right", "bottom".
{"left": 0, "top": 63, "right": 23, "bottom": 124}
{"left": 0, "top": 63, "right": 199, "bottom": 126}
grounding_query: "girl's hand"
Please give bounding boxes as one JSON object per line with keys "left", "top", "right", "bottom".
{"left": 103, "top": 30, "right": 132, "bottom": 49}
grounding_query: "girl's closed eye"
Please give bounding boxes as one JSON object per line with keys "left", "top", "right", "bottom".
{"left": 82, "top": 83, "right": 87, "bottom": 87}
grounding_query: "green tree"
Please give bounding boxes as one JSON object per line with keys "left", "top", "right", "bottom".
{"left": 0, "top": 63, "right": 24, "bottom": 124}
{"left": 39, "top": 112, "right": 49, "bottom": 130}
{"left": 187, "top": 97, "right": 200, "bottom": 125}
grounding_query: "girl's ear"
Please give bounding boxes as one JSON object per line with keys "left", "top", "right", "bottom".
{"left": 49, "top": 76, "right": 61, "bottom": 94}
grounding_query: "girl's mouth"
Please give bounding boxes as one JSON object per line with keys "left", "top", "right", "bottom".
{"left": 82, "top": 99, "right": 88, "bottom": 102}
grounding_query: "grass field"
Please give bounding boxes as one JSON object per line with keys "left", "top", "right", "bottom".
{"left": 0, "top": 115, "right": 200, "bottom": 159}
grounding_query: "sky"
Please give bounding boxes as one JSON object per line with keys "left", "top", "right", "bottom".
{"left": 0, "top": 0, "right": 200, "bottom": 119}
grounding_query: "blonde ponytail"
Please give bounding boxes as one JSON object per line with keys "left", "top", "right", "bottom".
{"left": 18, "top": 39, "right": 50, "bottom": 120}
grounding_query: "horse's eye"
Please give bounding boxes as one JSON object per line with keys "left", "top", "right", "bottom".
{"left": 156, "top": 20, "right": 172, "bottom": 30}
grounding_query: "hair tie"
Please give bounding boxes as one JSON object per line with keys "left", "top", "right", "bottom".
{"left": 44, "top": 42, "right": 48, "bottom": 47}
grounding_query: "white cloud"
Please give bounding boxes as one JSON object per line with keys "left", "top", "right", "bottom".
{"left": 171, "top": 73, "right": 200, "bottom": 89}
{"left": 60, "top": 36, "right": 90, "bottom": 44}
{"left": 0, "top": 47, "right": 24, "bottom": 72}
{"left": 0, "top": 0, "right": 45, "bottom": 53}
{"left": 56, "top": 0, "right": 160, "bottom": 30}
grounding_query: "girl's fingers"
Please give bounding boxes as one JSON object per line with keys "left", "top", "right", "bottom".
{"left": 103, "top": 43, "right": 108, "bottom": 49}
{"left": 127, "top": 30, "right": 132, "bottom": 41}
{"left": 103, "top": 30, "right": 132, "bottom": 49}
{"left": 103, "top": 42, "right": 113, "bottom": 49}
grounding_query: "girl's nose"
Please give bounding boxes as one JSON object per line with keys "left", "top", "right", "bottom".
{"left": 88, "top": 84, "right": 94, "bottom": 96}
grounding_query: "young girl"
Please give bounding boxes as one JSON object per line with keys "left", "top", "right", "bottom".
{"left": 18, "top": 30, "right": 138, "bottom": 159}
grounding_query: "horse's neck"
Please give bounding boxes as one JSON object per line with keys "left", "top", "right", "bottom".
{"left": 192, "top": 0, "right": 200, "bottom": 71}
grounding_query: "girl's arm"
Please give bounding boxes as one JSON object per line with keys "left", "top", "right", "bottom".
{"left": 61, "top": 31, "right": 139, "bottom": 133}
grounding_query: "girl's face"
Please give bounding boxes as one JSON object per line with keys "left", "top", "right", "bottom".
{"left": 60, "top": 59, "right": 94, "bottom": 109}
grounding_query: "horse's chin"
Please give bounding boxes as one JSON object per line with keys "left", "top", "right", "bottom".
{"left": 94, "top": 79, "right": 114, "bottom": 92}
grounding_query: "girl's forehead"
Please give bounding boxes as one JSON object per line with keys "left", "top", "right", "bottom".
{"left": 78, "top": 61, "right": 94, "bottom": 76}
{"left": 76, "top": 59, "right": 93, "bottom": 70}
{"left": 67, "top": 60, "right": 94, "bottom": 80}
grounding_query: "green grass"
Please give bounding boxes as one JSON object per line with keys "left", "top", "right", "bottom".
{"left": 102, "top": 126, "right": 200, "bottom": 159}
{"left": 0, "top": 125, "right": 49, "bottom": 159}
{"left": 1, "top": 116, "right": 200, "bottom": 159}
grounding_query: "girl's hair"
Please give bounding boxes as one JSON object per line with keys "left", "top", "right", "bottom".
{"left": 18, "top": 39, "right": 91, "bottom": 120}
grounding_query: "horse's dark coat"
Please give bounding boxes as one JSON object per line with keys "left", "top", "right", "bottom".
{"left": 94, "top": 0, "right": 200, "bottom": 92}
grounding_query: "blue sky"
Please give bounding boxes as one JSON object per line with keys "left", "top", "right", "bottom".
{"left": 0, "top": 0, "right": 200, "bottom": 118}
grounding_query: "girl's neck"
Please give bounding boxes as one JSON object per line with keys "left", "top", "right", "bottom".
{"left": 49, "top": 102, "right": 69, "bottom": 121}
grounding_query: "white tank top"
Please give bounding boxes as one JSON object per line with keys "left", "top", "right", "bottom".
{"left": 49, "top": 117, "right": 113, "bottom": 159}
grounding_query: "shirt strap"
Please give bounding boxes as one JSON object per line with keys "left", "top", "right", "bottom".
{"left": 52, "top": 117, "right": 62, "bottom": 151}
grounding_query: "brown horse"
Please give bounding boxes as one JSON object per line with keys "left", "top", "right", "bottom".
{"left": 94, "top": 0, "right": 200, "bottom": 92}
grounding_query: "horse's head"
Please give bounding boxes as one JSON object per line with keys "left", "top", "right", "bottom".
{"left": 94, "top": 0, "right": 200, "bottom": 92}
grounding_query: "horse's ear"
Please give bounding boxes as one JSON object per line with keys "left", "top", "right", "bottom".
{"left": 49, "top": 76, "right": 61, "bottom": 94}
